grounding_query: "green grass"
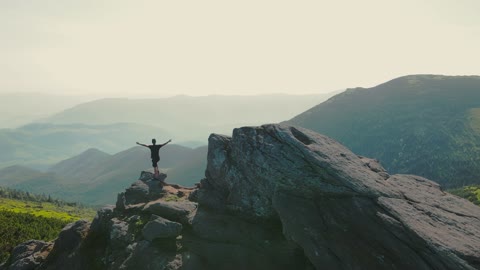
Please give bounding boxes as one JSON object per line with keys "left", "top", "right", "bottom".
{"left": 164, "top": 194, "right": 181, "bottom": 202}
{"left": 0, "top": 186, "right": 96, "bottom": 222}
{"left": 0, "top": 198, "right": 96, "bottom": 222}
{"left": 0, "top": 187, "right": 97, "bottom": 263}
{"left": 449, "top": 185, "right": 480, "bottom": 205}
{"left": 0, "top": 210, "right": 70, "bottom": 263}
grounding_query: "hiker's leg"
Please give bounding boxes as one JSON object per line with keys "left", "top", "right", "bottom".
{"left": 152, "top": 159, "right": 158, "bottom": 177}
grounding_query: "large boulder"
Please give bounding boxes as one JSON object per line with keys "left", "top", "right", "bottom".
{"left": 121, "top": 172, "right": 166, "bottom": 206}
{"left": 124, "top": 181, "right": 150, "bottom": 205}
{"left": 39, "top": 220, "right": 91, "bottom": 270}
{"left": 142, "top": 215, "right": 182, "bottom": 241}
{"left": 90, "top": 205, "right": 115, "bottom": 234}
{"left": 199, "top": 124, "right": 480, "bottom": 269}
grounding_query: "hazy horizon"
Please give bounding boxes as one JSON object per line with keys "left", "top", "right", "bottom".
{"left": 0, "top": 90, "right": 341, "bottom": 99}
{"left": 2, "top": 0, "right": 479, "bottom": 97}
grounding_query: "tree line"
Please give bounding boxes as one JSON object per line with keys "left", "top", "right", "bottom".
{"left": 0, "top": 186, "right": 86, "bottom": 208}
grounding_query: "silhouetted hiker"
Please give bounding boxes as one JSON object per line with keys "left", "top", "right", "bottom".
{"left": 136, "top": 138, "right": 171, "bottom": 178}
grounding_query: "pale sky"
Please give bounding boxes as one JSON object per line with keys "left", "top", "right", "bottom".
{"left": 1, "top": 0, "right": 479, "bottom": 97}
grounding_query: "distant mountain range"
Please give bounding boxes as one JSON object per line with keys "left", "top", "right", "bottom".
{"left": 0, "top": 93, "right": 339, "bottom": 170}
{"left": 0, "top": 93, "right": 94, "bottom": 128}
{"left": 0, "top": 144, "right": 206, "bottom": 205}
{"left": 39, "top": 93, "right": 339, "bottom": 143}
{"left": 287, "top": 75, "right": 480, "bottom": 187}
{"left": 0, "top": 122, "right": 169, "bottom": 169}
{"left": 0, "top": 93, "right": 340, "bottom": 204}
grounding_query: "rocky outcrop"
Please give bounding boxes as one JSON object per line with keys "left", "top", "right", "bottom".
{"left": 38, "top": 220, "right": 91, "bottom": 270}
{"left": 3, "top": 240, "right": 52, "bottom": 270}
{"left": 198, "top": 124, "right": 480, "bottom": 269}
{"left": 2, "top": 124, "right": 480, "bottom": 270}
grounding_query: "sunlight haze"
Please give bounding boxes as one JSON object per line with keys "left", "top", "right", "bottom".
{"left": 1, "top": 0, "right": 479, "bottom": 97}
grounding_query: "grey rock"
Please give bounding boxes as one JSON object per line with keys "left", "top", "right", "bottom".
{"left": 181, "top": 236, "right": 310, "bottom": 270}
{"left": 39, "top": 220, "right": 91, "bottom": 270}
{"left": 123, "top": 174, "right": 166, "bottom": 206}
{"left": 139, "top": 171, "right": 167, "bottom": 182}
{"left": 90, "top": 205, "right": 115, "bottom": 234}
{"left": 117, "top": 241, "right": 181, "bottom": 270}
{"left": 53, "top": 220, "right": 90, "bottom": 253}
{"left": 143, "top": 200, "right": 197, "bottom": 225}
{"left": 116, "top": 193, "right": 126, "bottom": 211}
{"left": 201, "top": 124, "right": 480, "bottom": 269}
{"left": 126, "top": 215, "right": 141, "bottom": 223}
{"left": 4, "top": 240, "right": 51, "bottom": 270}
{"left": 110, "top": 218, "right": 134, "bottom": 245}
{"left": 143, "top": 181, "right": 163, "bottom": 198}
{"left": 142, "top": 215, "right": 182, "bottom": 241}
{"left": 139, "top": 171, "right": 154, "bottom": 181}
{"left": 124, "top": 181, "right": 150, "bottom": 205}
{"left": 360, "top": 156, "right": 390, "bottom": 179}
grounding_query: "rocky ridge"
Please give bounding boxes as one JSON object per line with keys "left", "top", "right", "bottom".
{"left": 1, "top": 124, "right": 479, "bottom": 270}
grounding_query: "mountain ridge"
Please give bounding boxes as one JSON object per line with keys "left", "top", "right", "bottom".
{"left": 0, "top": 122, "right": 170, "bottom": 170}
{"left": 287, "top": 74, "right": 480, "bottom": 187}
{"left": 39, "top": 93, "right": 338, "bottom": 142}
{"left": 0, "top": 145, "right": 206, "bottom": 205}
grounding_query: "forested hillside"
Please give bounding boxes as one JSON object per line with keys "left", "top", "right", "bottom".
{"left": 288, "top": 75, "right": 480, "bottom": 187}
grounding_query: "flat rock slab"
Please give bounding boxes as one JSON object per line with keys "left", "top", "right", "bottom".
{"left": 143, "top": 200, "right": 197, "bottom": 225}
{"left": 139, "top": 171, "right": 167, "bottom": 182}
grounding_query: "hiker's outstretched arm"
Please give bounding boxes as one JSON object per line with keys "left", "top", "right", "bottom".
{"left": 136, "top": 142, "right": 148, "bottom": 147}
{"left": 161, "top": 139, "right": 172, "bottom": 146}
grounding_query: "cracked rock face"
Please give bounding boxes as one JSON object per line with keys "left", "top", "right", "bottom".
{"left": 199, "top": 124, "right": 480, "bottom": 269}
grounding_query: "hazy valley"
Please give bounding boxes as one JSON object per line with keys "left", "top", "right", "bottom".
{"left": 0, "top": 144, "right": 207, "bottom": 205}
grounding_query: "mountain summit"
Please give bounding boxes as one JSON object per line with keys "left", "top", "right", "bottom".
{"left": 2, "top": 124, "right": 479, "bottom": 270}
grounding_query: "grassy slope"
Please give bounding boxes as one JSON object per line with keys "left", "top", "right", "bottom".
{"left": 0, "top": 198, "right": 96, "bottom": 222}
{"left": 0, "top": 211, "right": 68, "bottom": 263}
{"left": 0, "top": 188, "right": 96, "bottom": 263}
{"left": 449, "top": 185, "right": 480, "bottom": 205}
